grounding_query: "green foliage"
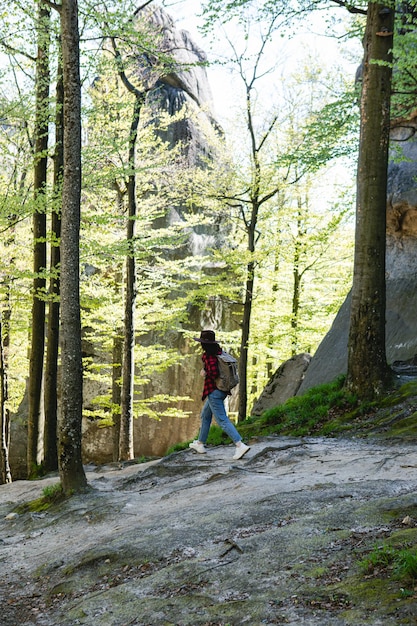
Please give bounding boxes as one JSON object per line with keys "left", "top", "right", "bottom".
{"left": 360, "top": 544, "right": 397, "bottom": 574}
{"left": 206, "top": 424, "right": 230, "bottom": 445}
{"left": 41, "top": 483, "right": 65, "bottom": 503}
{"left": 29, "top": 463, "right": 47, "bottom": 480}
{"left": 277, "top": 90, "right": 359, "bottom": 176}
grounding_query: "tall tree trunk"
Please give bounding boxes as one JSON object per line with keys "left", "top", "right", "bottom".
{"left": 119, "top": 97, "right": 141, "bottom": 461}
{"left": 108, "top": 32, "right": 149, "bottom": 461}
{"left": 27, "top": 1, "right": 50, "bottom": 476}
{"left": 0, "top": 315, "right": 12, "bottom": 484}
{"left": 0, "top": 211, "right": 16, "bottom": 483}
{"left": 58, "top": 0, "right": 87, "bottom": 493}
{"left": 44, "top": 54, "right": 63, "bottom": 473}
{"left": 346, "top": 2, "right": 394, "bottom": 399}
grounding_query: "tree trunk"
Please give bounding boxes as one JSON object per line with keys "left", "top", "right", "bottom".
{"left": 119, "top": 97, "right": 141, "bottom": 461}
{"left": 238, "top": 187, "right": 259, "bottom": 422}
{"left": 112, "top": 331, "right": 122, "bottom": 461}
{"left": 44, "top": 55, "right": 63, "bottom": 473}
{"left": 58, "top": 0, "right": 87, "bottom": 493}
{"left": 0, "top": 209, "right": 16, "bottom": 483}
{"left": 27, "top": 1, "right": 50, "bottom": 476}
{"left": 238, "top": 260, "right": 254, "bottom": 422}
{"left": 0, "top": 316, "right": 12, "bottom": 484}
{"left": 346, "top": 2, "right": 394, "bottom": 399}
{"left": 291, "top": 193, "right": 305, "bottom": 357}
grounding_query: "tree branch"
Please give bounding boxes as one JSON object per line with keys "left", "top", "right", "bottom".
{"left": 133, "top": 0, "right": 155, "bottom": 17}
{"left": 0, "top": 39, "right": 36, "bottom": 62}
{"left": 329, "top": 0, "right": 367, "bottom": 16}
{"left": 41, "top": 0, "right": 62, "bottom": 13}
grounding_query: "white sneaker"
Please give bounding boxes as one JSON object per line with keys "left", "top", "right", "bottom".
{"left": 233, "top": 442, "right": 250, "bottom": 460}
{"left": 189, "top": 440, "right": 206, "bottom": 454}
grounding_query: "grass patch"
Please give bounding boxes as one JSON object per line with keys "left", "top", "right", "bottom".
{"left": 240, "top": 375, "right": 363, "bottom": 438}
{"left": 360, "top": 543, "right": 417, "bottom": 587}
{"left": 15, "top": 482, "right": 66, "bottom": 514}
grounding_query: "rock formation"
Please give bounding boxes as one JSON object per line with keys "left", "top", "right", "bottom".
{"left": 251, "top": 353, "right": 311, "bottom": 416}
{"left": 141, "top": 6, "right": 220, "bottom": 165}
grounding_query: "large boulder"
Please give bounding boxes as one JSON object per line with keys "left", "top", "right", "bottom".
{"left": 251, "top": 353, "right": 311, "bottom": 415}
{"left": 137, "top": 5, "right": 219, "bottom": 167}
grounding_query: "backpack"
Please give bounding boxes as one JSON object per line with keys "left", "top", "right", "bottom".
{"left": 215, "top": 351, "right": 239, "bottom": 392}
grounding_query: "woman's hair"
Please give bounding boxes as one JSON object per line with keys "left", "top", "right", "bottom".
{"left": 201, "top": 342, "right": 220, "bottom": 355}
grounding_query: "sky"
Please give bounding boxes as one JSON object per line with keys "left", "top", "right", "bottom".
{"left": 161, "top": 0, "right": 363, "bottom": 127}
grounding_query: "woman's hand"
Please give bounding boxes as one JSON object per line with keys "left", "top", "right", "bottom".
{"left": 200, "top": 368, "right": 206, "bottom": 377}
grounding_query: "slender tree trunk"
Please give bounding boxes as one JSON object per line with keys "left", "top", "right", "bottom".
{"left": 119, "top": 97, "right": 141, "bottom": 461}
{"left": 291, "top": 193, "right": 305, "bottom": 357}
{"left": 108, "top": 33, "right": 149, "bottom": 460}
{"left": 58, "top": 0, "right": 87, "bottom": 493}
{"left": 112, "top": 331, "right": 122, "bottom": 461}
{"left": 238, "top": 195, "right": 259, "bottom": 422}
{"left": 0, "top": 315, "right": 12, "bottom": 484}
{"left": 267, "top": 214, "right": 282, "bottom": 380}
{"left": 1, "top": 213, "right": 16, "bottom": 483}
{"left": 238, "top": 261, "right": 254, "bottom": 422}
{"left": 44, "top": 54, "right": 63, "bottom": 473}
{"left": 27, "top": 1, "right": 50, "bottom": 476}
{"left": 346, "top": 2, "right": 394, "bottom": 399}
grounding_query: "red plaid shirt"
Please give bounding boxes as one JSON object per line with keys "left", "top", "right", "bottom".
{"left": 201, "top": 349, "right": 221, "bottom": 400}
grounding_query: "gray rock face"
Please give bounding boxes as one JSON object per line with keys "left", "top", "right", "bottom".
{"left": 298, "top": 235, "right": 417, "bottom": 394}
{"left": 388, "top": 116, "right": 417, "bottom": 205}
{"left": 252, "top": 353, "right": 311, "bottom": 415}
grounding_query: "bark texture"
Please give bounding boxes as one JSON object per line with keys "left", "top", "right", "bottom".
{"left": 346, "top": 2, "right": 394, "bottom": 398}
{"left": 0, "top": 317, "right": 12, "bottom": 484}
{"left": 58, "top": 0, "right": 87, "bottom": 493}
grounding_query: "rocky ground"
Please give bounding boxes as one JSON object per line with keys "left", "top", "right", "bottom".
{"left": 1, "top": 436, "right": 417, "bottom": 625}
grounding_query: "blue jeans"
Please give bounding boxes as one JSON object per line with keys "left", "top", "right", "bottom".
{"left": 198, "top": 389, "right": 242, "bottom": 444}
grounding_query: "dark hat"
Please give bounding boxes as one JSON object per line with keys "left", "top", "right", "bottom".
{"left": 193, "top": 329, "right": 219, "bottom": 344}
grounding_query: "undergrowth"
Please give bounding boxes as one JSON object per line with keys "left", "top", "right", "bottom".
{"left": 241, "top": 375, "right": 361, "bottom": 437}
{"left": 360, "top": 543, "right": 417, "bottom": 591}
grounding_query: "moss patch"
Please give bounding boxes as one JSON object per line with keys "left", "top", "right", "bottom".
{"left": 15, "top": 483, "right": 66, "bottom": 514}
